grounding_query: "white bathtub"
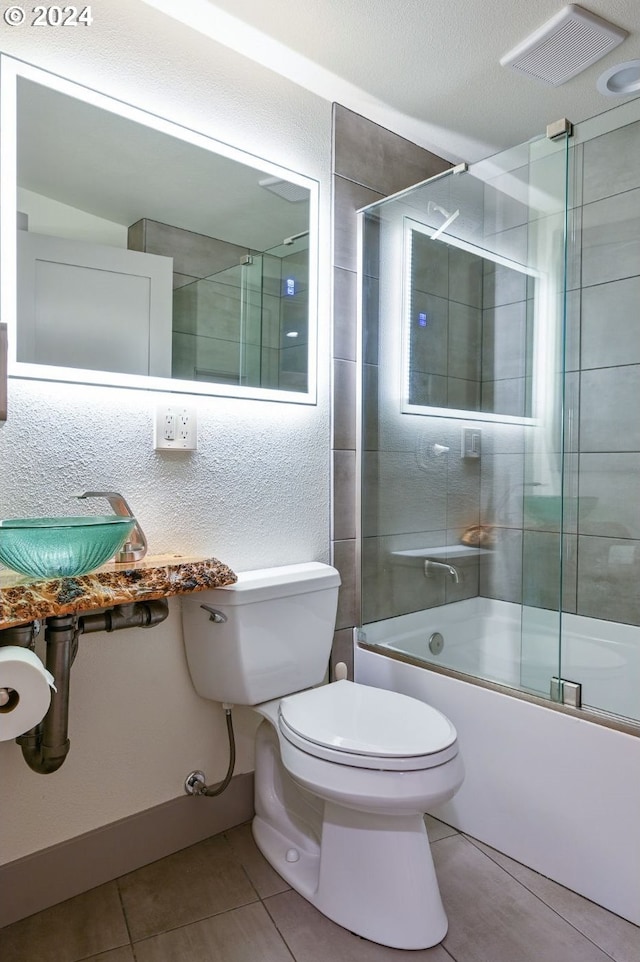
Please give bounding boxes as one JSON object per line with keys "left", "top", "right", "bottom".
{"left": 355, "top": 605, "right": 640, "bottom": 926}
{"left": 362, "top": 598, "right": 639, "bottom": 721}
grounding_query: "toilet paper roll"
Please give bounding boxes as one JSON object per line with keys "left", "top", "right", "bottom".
{"left": 0, "top": 647, "right": 56, "bottom": 741}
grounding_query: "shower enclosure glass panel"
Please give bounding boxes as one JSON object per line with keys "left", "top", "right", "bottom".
{"left": 359, "top": 134, "right": 570, "bottom": 703}
{"left": 556, "top": 104, "right": 640, "bottom": 726}
{"left": 172, "top": 234, "right": 309, "bottom": 390}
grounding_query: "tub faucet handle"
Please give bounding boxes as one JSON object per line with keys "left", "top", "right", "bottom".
{"left": 76, "top": 490, "right": 148, "bottom": 563}
{"left": 424, "top": 559, "right": 461, "bottom": 584}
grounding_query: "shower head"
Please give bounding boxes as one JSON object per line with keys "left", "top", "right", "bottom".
{"left": 427, "top": 201, "right": 453, "bottom": 220}
{"left": 425, "top": 196, "right": 481, "bottom": 239}
{"left": 283, "top": 230, "right": 309, "bottom": 246}
{"left": 427, "top": 201, "right": 461, "bottom": 240}
{"left": 431, "top": 208, "right": 460, "bottom": 241}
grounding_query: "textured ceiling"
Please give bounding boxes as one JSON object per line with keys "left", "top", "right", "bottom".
{"left": 142, "top": 0, "right": 640, "bottom": 161}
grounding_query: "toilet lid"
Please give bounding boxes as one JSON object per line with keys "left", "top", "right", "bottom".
{"left": 278, "top": 681, "right": 457, "bottom": 768}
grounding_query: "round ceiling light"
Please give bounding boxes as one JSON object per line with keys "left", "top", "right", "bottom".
{"left": 597, "top": 60, "right": 640, "bottom": 96}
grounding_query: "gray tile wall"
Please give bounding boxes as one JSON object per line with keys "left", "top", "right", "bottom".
{"left": 338, "top": 107, "right": 640, "bottom": 650}
{"left": 486, "top": 119, "right": 640, "bottom": 626}
{"left": 360, "top": 196, "right": 533, "bottom": 622}
{"left": 408, "top": 237, "right": 484, "bottom": 409}
{"left": 330, "top": 104, "right": 450, "bottom": 663}
{"left": 571, "top": 118, "right": 640, "bottom": 625}
{"left": 130, "top": 220, "right": 306, "bottom": 390}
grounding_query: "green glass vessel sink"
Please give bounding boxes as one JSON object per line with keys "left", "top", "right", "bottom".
{"left": 0, "top": 516, "right": 137, "bottom": 579}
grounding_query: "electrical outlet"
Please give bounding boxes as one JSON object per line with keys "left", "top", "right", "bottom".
{"left": 154, "top": 406, "right": 197, "bottom": 450}
{"left": 178, "top": 411, "right": 190, "bottom": 440}
{"left": 164, "top": 412, "right": 176, "bottom": 441}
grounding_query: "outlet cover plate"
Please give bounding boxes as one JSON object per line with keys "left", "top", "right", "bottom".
{"left": 154, "top": 405, "right": 197, "bottom": 450}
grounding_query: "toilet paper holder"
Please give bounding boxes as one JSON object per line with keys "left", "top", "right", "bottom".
{"left": 0, "top": 598, "right": 169, "bottom": 774}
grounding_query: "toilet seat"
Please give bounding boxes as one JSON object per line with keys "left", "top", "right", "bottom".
{"left": 278, "top": 680, "right": 458, "bottom": 771}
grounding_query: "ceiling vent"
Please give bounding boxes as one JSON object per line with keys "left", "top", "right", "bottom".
{"left": 258, "top": 176, "right": 308, "bottom": 202}
{"left": 500, "top": 4, "right": 628, "bottom": 86}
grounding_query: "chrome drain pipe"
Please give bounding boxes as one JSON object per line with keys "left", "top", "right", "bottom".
{"left": 2, "top": 598, "right": 169, "bottom": 774}
{"left": 80, "top": 599, "right": 169, "bottom": 634}
{"left": 17, "top": 614, "right": 76, "bottom": 774}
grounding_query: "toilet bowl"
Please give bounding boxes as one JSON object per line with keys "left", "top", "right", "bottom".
{"left": 181, "top": 563, "right": 464, "bottom": 950}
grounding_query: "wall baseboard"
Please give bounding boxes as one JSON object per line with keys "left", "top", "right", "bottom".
{"left": 0, "top": 771, "right": 254, "bottom": 929}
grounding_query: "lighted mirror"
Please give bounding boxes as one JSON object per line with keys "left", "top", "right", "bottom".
{"left": 403, "top": 218, "right": 537, "bottom": 423}
{"left": 0, "top": 56, "right": 318, "bottom": 403}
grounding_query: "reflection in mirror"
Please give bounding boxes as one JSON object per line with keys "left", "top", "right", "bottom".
{"left": 404, "top": 220, "right": 536, "bottom": 420}
{"left": 1, "top": 57, "right": 318, "bottom": 402}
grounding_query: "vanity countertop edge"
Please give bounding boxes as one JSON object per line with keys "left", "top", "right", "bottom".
{"left": 0, "top": 555, "right": 237, "bottom": 629}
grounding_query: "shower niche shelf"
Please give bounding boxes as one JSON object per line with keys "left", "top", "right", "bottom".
{"left": 391, "top": 545, "right": 492, "bottom": 566}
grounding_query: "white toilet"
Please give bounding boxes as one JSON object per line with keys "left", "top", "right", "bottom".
{"left": 181, "top": 562, "right": 464, "bottom": 950}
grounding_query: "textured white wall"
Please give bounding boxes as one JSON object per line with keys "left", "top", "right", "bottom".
{"left": 17, "top": 188, "right": 128, "bottom": 246}
{"left": 0, "top": 0, "right": 332, "bottom": 862}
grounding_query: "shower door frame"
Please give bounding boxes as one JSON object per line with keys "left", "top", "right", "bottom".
{"left": 354, "top": 137, "right": 640, "bottom": 739}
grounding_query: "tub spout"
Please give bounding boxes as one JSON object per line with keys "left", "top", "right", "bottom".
{"left": 424, "top": 560, "right": 461, "bottom": 584}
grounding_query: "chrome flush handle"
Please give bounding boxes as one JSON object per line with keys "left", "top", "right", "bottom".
{"left": 200, "top": 604, "right": 228, "bottom": 624}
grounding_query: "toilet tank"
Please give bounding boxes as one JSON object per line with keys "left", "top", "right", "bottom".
{"left": 181, "top": 562, "right": 341, "bottom": 705}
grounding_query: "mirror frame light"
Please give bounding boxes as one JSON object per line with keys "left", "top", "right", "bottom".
{"left": 0, "top": 55, "right": 319, "bottom": 405}
{"left": 401, "top": 216, "right": 541, "bottom": 426}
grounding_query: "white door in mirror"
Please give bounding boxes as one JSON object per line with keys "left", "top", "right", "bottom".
{"left": 154, "top": 406, "right": 198, "bottom": 451}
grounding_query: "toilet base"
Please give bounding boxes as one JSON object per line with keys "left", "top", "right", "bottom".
{"left": 253, "top": 722, "right": 449, "bottom": 950}
{"left": 253, "top": 805, "right": 448, "bottom": 950}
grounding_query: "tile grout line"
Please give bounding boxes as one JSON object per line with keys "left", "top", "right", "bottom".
{"left": 441, "top": 944, "right": 461, "bottom": 962}
{"left": 114, "top": 878, "right": 138, "bottom": 962}
{"left": 109, "top": 829, "right": 267, "bottom": 952}
{"left": 121, "top": 896, "right": 263, "bottom": 952}
{"left": 223, "top": 829, "right": 264, "bottom": 904}
{"left": 258, "top": 894, "right": 299, "bottom": 962}
{"left": 257, "top": 832, "right": 464, "bottom": 961}
{"left": 461, "top": 835, "right": 622, "bottom": 962}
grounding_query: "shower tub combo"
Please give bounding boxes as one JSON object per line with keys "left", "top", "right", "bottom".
{"left": 355, "top": 104, "right": 640, "bottom": 927}
{"left": 363, "top": 599, "right": 639, "bottom": 722}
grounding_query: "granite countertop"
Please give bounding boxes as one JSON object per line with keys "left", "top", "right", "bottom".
{"left": 0, "top": 554, "right": 237, "bottom": 629}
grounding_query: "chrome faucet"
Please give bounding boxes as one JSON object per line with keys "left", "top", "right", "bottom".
{"left": 424, "top": 559, "right": 461, "bottom": 584}
{"left": 77, "top": 491, "right": 148, "bottom": 563}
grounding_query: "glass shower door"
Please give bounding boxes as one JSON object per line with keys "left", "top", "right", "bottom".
{"left": 171, "top": 258, "right": 261, "bottom": 386}
{"left": 171, "top": 234, "right": 310, "bottom": 392}
{"left": 518, "top": 131, "right": 572, "bottom": 702}
{"left": 554, "top": 104, "right": 640, "bottom": 727}
{"left": 358, "top": 133, "right": 571, "bottom": 704}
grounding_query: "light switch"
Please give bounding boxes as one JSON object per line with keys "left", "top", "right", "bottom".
{"left": 461, "top": 427, "right": 481, "bottom": 459}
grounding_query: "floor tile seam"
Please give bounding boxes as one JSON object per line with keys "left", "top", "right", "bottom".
{"left": 53, "top": 947, "right": 131, "bottom": 962}
{"left": 261, "top": 891, "right": 461, "bottom": 961}
{"left": 114, "top": 878, "right": 136, "bottom": 952}
{"left": 236, "top": 858, "right": 265, "bottom": 903}
{"left": 123, "top": 893, "right": 263, "bottom": 945}
{"left": 428, "top": 827, "right": 460, "bottom": 843}
{"left": 223, "top": 826, "right": 281, "bottom": 903}
{"left": 253, "top": 882, "right": 293, "bottom": 904}
{"left": 440, "top": 943, "right": 460, "bottom": 962}
{"left": 461, "top": 835, "right": 621, "bottom": 962}
{"left": 246, "top": 894, "right": 298, "bottom": 962}
{"left": 73, "top": 935, "right": 134, "bottom": 962}
{"left": 23, "top": 885, "right": 132, "bottom": 962}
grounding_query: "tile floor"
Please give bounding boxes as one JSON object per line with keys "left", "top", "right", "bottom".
{"left": 2, "top": 816, "right": 638, "bottom": 962}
